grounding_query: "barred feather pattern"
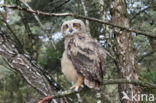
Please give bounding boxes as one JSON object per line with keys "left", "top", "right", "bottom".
{"left": 66, "top": 33, "right": 106, "bottom": 89}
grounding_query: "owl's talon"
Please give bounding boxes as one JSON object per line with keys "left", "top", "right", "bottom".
{"left": 70, "top": 86, "right": 75, "bottom": 90}
{"left": 80, "top": 84, "right": 84, "bottom": 88}
{"left": 75, "top": 86, "right": 79, "bottom": 91}
{"left": 70, "top": 85, "right": 83, "bottom": 91}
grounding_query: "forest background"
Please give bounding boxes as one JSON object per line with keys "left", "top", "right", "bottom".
{"left": 0, "top": 0, "right": 156, "bottom": 103}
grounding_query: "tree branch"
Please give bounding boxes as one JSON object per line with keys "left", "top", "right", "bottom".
{"left": 50, "top": 0, "right": 71, "bottom": 11}
{"left": 16, "top": 1, "right": 34, "bottom": 47}
{"left": 38, "top": 89, "right": 81, "bottom": 103}
{"left": 138, "top": 49, "right": 156, "bottom": 62}
{"left": 130, "top": 5, "right": 156, "bottom": 22}
{"left": 0, "top": 4, "right": 155, "bottom": 39}
{"left": 0, "top": 14, "right": 24, "bottom": 53}
{"left": 0, "top": 27, "right": 72, "bottom": 103}
{"left": 37, "top": 79, "right": 156, "bottom": 103}
{"left": 0, "top": 29, "right": 53, "bottom": 96}
{"left": 103, "top": 79, "right": 156, "bottom": 89}
{"left": 18, "top": 0, "right": 56, "bottom": 50}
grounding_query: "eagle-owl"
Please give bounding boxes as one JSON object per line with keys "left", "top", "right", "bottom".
{"left": 61, "top": 19, "right": 106, "bottom": 90}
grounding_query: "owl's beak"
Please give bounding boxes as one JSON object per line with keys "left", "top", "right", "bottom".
{"left": 69, "top": 28, "right": 73, "bottom": 33}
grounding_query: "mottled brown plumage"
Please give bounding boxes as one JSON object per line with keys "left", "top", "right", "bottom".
{"left": 61, "top": 19, "right": 106, "bottom": 90}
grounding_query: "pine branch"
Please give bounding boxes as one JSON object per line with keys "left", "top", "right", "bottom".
{"left": 138, "top": 49, "right": 156, "bottom": 62}
{"left": 0, "top": 12, "right": 24, "bottom": 53}
{"left": 37, "top": 79, "right": 156, "bottom": 103}
{"left": 50, "top": 0, "right": 71, "bottom": 11}
{"left": 38, "top": 89, "right": 81, "bottom": 103}
{"left": 103, "top": 79, "right": 156, "bottom": 89}
{"left": 130, "top": 5, "right": 156, "bottom": 22}
{"left": 0, "top": 4, "right": 155, "bottom": 39}
{"left": 18, "top": 0, "right": 56, "bottom": 50}
{"left": 16, "top": 1, "right": 34, "bottom": 45}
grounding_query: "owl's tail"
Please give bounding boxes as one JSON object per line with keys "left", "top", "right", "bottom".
{"left": 84, "top": 79, "right": 100, "bottom": 90}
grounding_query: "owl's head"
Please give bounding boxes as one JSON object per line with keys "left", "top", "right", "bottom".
{"left": 61, "top": 19, "right": 86, "bottom": 37}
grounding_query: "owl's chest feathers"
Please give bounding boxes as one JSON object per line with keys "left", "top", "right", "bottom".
{"left": 61, "top": 36, "right": 81, "bottom": 83}
{"left": 61, "top": 35, "right": 86, "bottom": 83}
{"left": 61, "top": 50, "right": 79, "bottom": 83}
{"left": 64, "top": 35, "right": 84, "bottom": 49}
{"left": 64, "top": 35, "right": 84, "bottom": 54}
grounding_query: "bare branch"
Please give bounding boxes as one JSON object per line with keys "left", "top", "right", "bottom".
{"left": 38, "top": 89, "right": 82, "bottom": 103}
{"left": 0, "top": 13, "right": 23, "bottom": 53}
{"left": 0, "top": 29, "right": 67, "bottom": 100}
{"left": 0, "top": 4, "right": 155, "bottom": 39}
{"left": 37, "top": 79, "right": 156, "bottom": 103}
{"left": 103, "top": 79, "right": 156, "bottom": 89}
{"left": 0, "top": 27, "right": 75, "bottom": 103}
{"left": 0, "top": 29, "right": 54, "bottom": 96}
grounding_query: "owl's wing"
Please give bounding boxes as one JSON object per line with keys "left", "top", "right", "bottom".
{"left": 67, "top": 38, "right": 106, "bottom": 83}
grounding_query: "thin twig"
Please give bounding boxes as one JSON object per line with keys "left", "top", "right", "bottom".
{"left": 51, "top": 0, "right": 71, "bottom": 11}
{"left": 16, "top": 1, "right": 33, "bottom": 40}
{"left": 130, "top": 5, "right": 156, "bottom": 22}
{"left": 19, "top": 0, "right": 43, "bottom": 26}
{"left": 18, "top": 1, "right": 56, "bottom": 50}
{"left": 0, "top": 4, "right": 155, "bottom": 39}
{"left": 138, "top": 50, "right": 156, "bottom": 62}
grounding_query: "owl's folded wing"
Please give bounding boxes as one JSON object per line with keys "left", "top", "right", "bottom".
{"left": 67, "top": 40, "right": 105, "bottom": 83}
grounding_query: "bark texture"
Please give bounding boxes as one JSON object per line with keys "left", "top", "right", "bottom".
{"left": 111, "top": 0, "right": 140, "bottom": 103}
{"left": 0, "top": 29, "right": 69, "bottom": 103}
{"left": 0, "top": 30, "right": 54, "bottom": 96}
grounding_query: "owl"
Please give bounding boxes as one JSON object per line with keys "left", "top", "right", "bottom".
{"left": 61, "top": 19, "right": 106, "bottom": 91}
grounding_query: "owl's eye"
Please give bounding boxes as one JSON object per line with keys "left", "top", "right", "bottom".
{"left": 73, "top": 23, "right": 80, "bottom": 29}
{"left": 64, "top": 24, "right": 68, "bottom": 30}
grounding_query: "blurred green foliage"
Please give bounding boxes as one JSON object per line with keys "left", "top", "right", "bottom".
{"left": 0, "top": 0, "right": 155, "bottom": 103}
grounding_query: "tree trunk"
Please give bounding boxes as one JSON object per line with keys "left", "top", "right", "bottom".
{"left": 110, "top": 0, "right": 140, "bottom": 103}
{"left": 0, "top": 29, "right": 69, "bottom": 103}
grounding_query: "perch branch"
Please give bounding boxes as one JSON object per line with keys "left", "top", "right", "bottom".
{"left": 0, "top": 28, "right": 72, "bottom": 103}
{"left": 38, "top": 79, "right": 156, "bottom": 103}
{"left": 0, "top": 4, "right": 155, "bottom": 39}
{"left": 38, "top": 89, "right": 81, "bottom": 103}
